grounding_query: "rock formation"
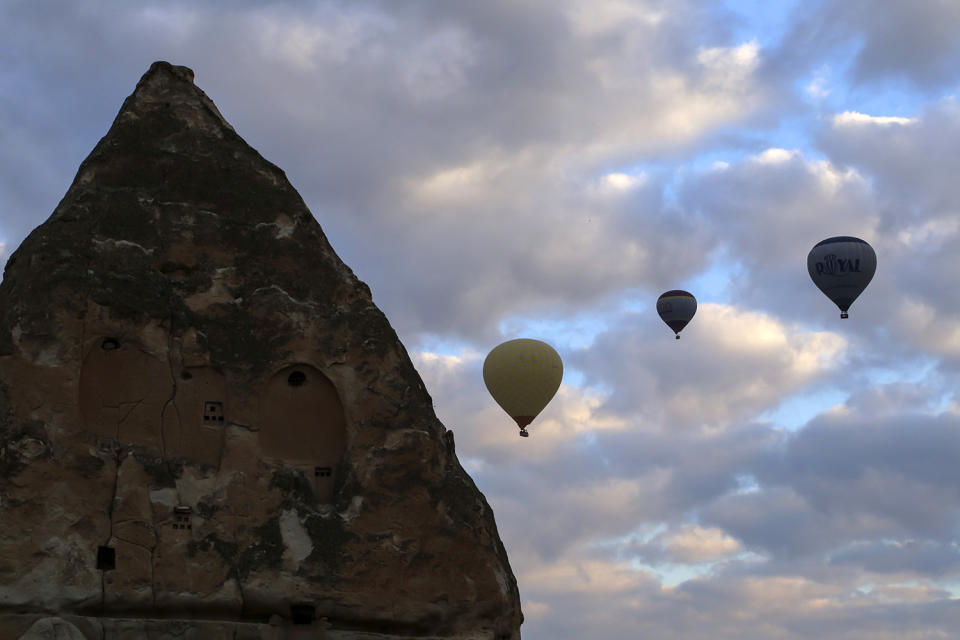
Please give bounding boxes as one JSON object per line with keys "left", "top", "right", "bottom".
{"left": 0, "top": 61, "right": 522, "bottom": 640}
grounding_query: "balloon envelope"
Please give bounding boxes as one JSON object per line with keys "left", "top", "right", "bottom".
{"left": 483, "top": 339, "right": 563, "bottom": 435}
{"left": 657, "top": 290, "right": 697, "bottom": 338}
{"left": 807, "top": 236, "right": 876, "bottom": 318}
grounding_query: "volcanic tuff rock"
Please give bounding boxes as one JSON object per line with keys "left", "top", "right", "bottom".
{"left": 0, "top": 61, "right": 522, "bottom": 640}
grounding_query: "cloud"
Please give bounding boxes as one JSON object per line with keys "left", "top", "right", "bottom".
{"left": 832, "top": 111, "right": 916, "bottom": 127}
{"left": 416, "top": 332, "right": 960, "bottom": 637}
{"left": 779, "top": 0, "right": 960, "bottom": 90}
{"left": 814, "top": 101, "right": 960, "bottom": 360}
{"left": 679, "top": 149, "right": 878, "bottom": 311}
{"left": 838, "top": 0, "right": 960, "bottom": 89}
{"left": 829, "top": 539, "right": 960, "bottom": 578}
{"left": 517, "top": 551, "right": 960, "bottom": 640}
{"left": 662, "top": 525, "right": 742, "bottom": 563}
{"left": 0, "top": 0, "right": 774, "bottom": 345}
{"left": 6, "top": 2, "right": 960, "bottom": 638}
{"left": 820, "top": 100, "right": 960, "bottom": 221}
{"left": 573, "top": 303, "right": 847, "bottom": 429}
{"left": 704, "top": 401, "right": 960, "bottom": 561}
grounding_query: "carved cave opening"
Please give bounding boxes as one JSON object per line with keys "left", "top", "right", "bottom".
{"left": 96, "top": 546, "right": 116, "bottom": 571}
{"left": 80, "top": 336, "right": 171, "bottom": 449}
{"left": 291, "top": 604, "right": 315, "bottom": 625}
{"left": 261, "top": 365, "right": 346, "bottom": 503}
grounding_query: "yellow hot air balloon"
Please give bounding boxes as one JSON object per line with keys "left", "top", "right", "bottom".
{"left": 483, "top": 338, "right": 563, "bottom": 437}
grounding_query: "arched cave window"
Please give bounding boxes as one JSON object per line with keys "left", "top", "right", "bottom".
{"left": 80, "top": 336, "right": 171, "bottom": 446}
{"left": 260, "top": 364, "right": 346, "bottom": 503}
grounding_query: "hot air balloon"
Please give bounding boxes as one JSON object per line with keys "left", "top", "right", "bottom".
{"left": 807, "top": 236, "right": 876, "bottom": 318}
{"left": 657, "top": 290, "right": 697, "bottom": 339}
{"left": 483, "top": 338, "right": 563, "bottom": 437}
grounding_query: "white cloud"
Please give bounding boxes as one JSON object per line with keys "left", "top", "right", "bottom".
{"left": 663, "top": 525, "right": 742, "bottom": 563}
{"left": 408, "top": 161, "right": 495, "bottom": 207}
{"left": 522, "top": 557, "right": 658, "bottom": 595}
{"left": 753, "top": 147, "right": 796, "bottom": 164}
{"left": 833, "top": 111, "right": 916, "bottom": 127}
{"left": 804, "top": 66, "right": 831, "bottom": 99}
{"left": 697, "top": 40, "right": 760, "bottom": 88}
{"left": 598, "top": 171, "right": 645, "bottom": 193}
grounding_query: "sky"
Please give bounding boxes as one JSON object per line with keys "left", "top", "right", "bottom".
{"left": 3, "top": 1, "right": 960, "bottom": 638}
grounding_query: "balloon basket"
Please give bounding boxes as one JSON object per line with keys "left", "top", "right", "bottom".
{"left": 519, "top": 429, "right": 529, "bottom": 438}
{"left": 840, "top": 312, "right": 848, "bottom": 319}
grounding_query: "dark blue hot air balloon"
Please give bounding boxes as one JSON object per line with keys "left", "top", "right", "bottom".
{"left": 657, "top": 290, "right": 697, "bottom": 339}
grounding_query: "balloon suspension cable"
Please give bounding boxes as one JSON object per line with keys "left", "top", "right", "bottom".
{"left": 519, "top": 428, "right": 529, "bottom": 438}
{"left": 840, "top": 311, "right": 849, "bottom": 319}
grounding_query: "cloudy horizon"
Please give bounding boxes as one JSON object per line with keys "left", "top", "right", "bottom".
{"left": 3, "top": 1, "right": 960, "bottom": 637}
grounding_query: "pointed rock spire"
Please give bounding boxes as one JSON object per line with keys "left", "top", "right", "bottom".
{"left": 0, "top": 62, "right": 522, "bottom": 639}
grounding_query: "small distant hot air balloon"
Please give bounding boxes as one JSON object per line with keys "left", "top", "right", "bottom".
{"left": 483, "top": 339, "right": 563, "bottom": 437}
{"left": 657, "top": 290, "right": 697, "bottom": 339}
{"left": 807, "top": 236, "right": 876, "bottom": 318}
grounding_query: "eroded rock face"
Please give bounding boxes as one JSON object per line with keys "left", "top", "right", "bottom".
{"left": 0, "top": 61, "right": 521, "bottom": 640}
{"left": 18, "top": 617, "right": 87, "bottom": 640}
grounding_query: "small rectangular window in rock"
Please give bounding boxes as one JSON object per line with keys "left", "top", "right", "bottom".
{"left": 314, "top": 466, "right": 332, "bottom": 478}
{"left": 97, "top": 546, "right": 116, "bottom": 571}
{"left": 202, "top": 401, "right": 224, "bottom": 426}
{"left": 291, "top": 604, "right": 315, "bottom": 625}
{"left": 174, "top": 505, "right": 192, "bottom": 530}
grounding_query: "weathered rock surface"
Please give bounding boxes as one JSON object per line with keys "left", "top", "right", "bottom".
{"left": 0, "top": 61, "right": 521, "bottom": 639}
{"left": 4, "top": 612, "right": 478, "bottom": 640}
{"left": 18, "top": 617, "right": 86, "bottom": 640}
